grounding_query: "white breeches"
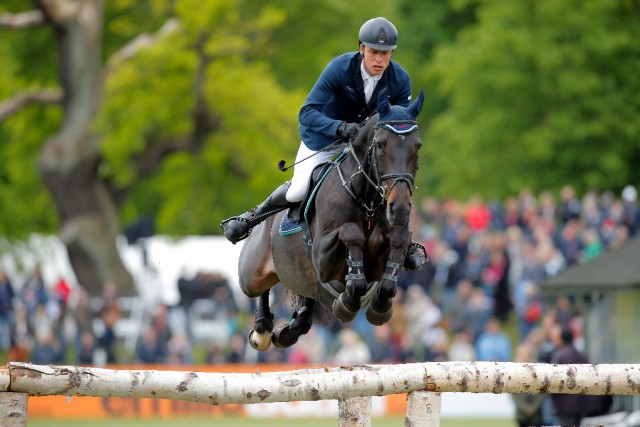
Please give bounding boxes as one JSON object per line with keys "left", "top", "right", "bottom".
{"left": 286, "top": 141, "right": 343, "bottom": 203}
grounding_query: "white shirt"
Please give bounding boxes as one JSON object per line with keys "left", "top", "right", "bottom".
{"left": 360, "top": 61, "right": 383, "bottom": 103}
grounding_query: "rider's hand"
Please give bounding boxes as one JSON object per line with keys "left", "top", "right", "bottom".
{"left": 337, "top": 122, "right": 361, "bottom": 139}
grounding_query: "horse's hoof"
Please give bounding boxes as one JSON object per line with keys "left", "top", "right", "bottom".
{"left": 332, "top": 294, "right": 358, "bottom": 323}
{"left": 365, "top": 304, "right": 393, "bottom": 326}
{"left": 248, "top": 329, "right": 272, "bottom": 351}
{"left": 272, "top": 324, "right": 299, "bottom": 348}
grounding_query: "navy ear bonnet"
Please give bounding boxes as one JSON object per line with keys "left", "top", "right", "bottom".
{"left": 376, "top": 88, "right": 424, "bottom": 134}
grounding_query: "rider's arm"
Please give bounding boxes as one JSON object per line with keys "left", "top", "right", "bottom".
{"left": 298, "top": 58, "right": 344, "bottom": 139}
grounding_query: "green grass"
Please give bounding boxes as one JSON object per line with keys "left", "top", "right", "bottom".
{"left": 28, "top": 416, "right": 517, "bottom": 427}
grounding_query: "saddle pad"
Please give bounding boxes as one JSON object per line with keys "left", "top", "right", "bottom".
{"left": 279, "top": 209, "right": 302, "bottom": 236}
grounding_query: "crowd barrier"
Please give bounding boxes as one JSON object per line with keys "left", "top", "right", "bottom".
{"left": 1, "top": 361, "right": 639, "bottom": 426}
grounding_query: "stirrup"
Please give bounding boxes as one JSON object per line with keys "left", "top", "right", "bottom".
{"left": 404, "top": 242, "right": 428, "bottom": 271}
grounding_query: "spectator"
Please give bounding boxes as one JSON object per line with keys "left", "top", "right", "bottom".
{"left": 513, "top": 281, "right": 544, "bottom": 342}
{"left": 98, "top": 281, "right": 121, "bottom": 364}
{"left": 511, "top": 344, "right": 545, "bottom": 427}
{"left": 166, "top": 332, "right": 193, "bottom": 365}
{"left": 466, "top": 287, "right": 493, "bottom": 341}
{"left": 333, "top": 329, "right": 371, "bottom": 365}
{"left": 9, "top": 303, "right": 32, "bottom": 362}
{"left": 31, "top": 329, "right": 64, "bottom": 364}
{"left": 446, "top": 279, "right": 473, "bottom": 334}
{"left": 76, "top": 330, "right": 97, "bottom": 365}
{"left": 135, "top": 326, "right": 166, "bottom": 364}
{"left": 475, "top": 317, "right": 512, "bottom": 362}
{"left": 464, "top": 194, "right": 492, "bottom": 233}
{"left": 621, "top": 185, "right": 639, "bottom": 236}
{"left": 549, "top": 325, "right": 588, "bottom": 426}
{"left": 447, "top": 330, "right": 475, "bottom": 361}
{"left": 558, "top": 185, "right": 581, "bottom": 224}
{"left": 0, "top": 270, "right": 16, "bottom": 351}
{"left": 21, "top": 264, "right": 48, "bottom": 320}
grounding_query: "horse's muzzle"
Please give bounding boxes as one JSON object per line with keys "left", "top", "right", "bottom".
{"left": 386, "top": 186, "right": 412, "bottom": 227}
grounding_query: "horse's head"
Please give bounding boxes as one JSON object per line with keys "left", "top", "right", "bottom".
{"left": 373, "top": 88, "right": 424, "bottom": 227}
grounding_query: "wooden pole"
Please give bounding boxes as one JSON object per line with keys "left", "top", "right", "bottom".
{"left": 0, "top": 392, "right": 28, "bottom": 427}
{"left": 405, "top": 391, "right": 441, "bottom": 427}
{"left": 338, "top": 396, "right": 371, "bottom": 427}
{"left": 1, "top": 361, "right": 639, "bottom": 404}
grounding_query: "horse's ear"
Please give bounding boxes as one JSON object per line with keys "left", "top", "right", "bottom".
{"left": 407, "top": 89, "right": 425, "bottom": 119}
{"left": 377, "top": 87, "right": 391, "bottom": 117}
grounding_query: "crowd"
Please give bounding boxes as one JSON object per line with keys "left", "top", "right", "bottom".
{"left": 0, "top": 184, "right": 638, "bottom": 377}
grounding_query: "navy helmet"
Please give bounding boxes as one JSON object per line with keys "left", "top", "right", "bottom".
{"left": 359, "top": 17, "right": 398, "bottom": 51}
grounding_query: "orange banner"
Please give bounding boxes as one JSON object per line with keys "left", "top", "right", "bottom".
{"left": 27, "top": 364, "right": 407, "bottom": 419}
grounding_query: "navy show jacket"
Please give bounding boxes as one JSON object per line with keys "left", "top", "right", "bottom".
{"left": 298, "top": 51, "right": 412, "bottom": 151}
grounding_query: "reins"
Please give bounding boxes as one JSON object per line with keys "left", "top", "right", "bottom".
{"left": 333, "top": 116, "right": 419, "bottom": 221}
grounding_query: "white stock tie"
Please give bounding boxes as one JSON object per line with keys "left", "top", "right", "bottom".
{"left": 364, "top": 76, "right": 375, "bottom": 103}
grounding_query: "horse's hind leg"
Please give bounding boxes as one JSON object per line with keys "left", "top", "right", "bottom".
{"left": 248, "top": 291, "right": 274, "bottom": 351}
{"left": 272, "top": 298, "right": 315, "bottom": 348}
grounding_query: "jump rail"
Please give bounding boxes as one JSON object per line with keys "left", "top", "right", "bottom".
{"left": 1, "top": 361, "right": 639, "bottom": 426}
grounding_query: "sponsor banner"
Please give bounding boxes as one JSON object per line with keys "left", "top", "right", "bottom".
{"left": 27, "top": 364, "right": 404, "bottom": 419}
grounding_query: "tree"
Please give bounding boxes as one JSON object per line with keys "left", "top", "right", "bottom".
{"left": 422, "top": 0, "right": 640, "bottom": 199}
{"left": 0, "top": 0, "right": 300, "bottom": 295}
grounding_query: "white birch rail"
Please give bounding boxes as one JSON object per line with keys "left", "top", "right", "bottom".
{"left": 1, "top": 361, "right": 639, "bottom": 403}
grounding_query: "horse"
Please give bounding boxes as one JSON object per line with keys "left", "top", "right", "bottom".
{"left": 238, "top": 89, "right": 425, "bottom": 350}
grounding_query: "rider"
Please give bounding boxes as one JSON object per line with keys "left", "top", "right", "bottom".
{"left": 220, "top": 17, "right": 426, "bottom": 270}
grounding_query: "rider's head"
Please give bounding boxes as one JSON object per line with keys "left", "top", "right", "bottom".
{"left": 358, "top": 17, "right": 397, "bottom": 76}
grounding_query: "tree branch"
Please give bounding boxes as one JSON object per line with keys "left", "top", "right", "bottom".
{"left": 0, "top": 10, "right": 46, "bottom": 29}
{"left": 107, "top": 18, "right": 179, "bottom": 69}
{"left": 33, "top": 0, "right": 81, "bottom": 25}
{"left": 0, "top": 89, "right": 63, "bottom": 121}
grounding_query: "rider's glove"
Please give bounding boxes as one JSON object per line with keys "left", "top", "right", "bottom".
{"left": 337, "top": 122, "right": 361, "bottom": 139}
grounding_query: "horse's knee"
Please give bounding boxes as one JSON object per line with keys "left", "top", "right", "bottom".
{"left": 338, "top": 223, "right": 365, "bottom": 249}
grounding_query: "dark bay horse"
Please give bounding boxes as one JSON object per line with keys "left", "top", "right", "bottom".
{"left": 238, "top": 89, "right": 425, "bottom": 350}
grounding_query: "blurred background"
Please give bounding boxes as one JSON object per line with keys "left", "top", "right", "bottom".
{"left": 1, "top": 0, "right": 639, "bottom": 425}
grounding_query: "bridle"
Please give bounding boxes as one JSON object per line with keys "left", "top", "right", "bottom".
{"left": 333, "top": 117, "right": 420, "bottom": 220}
{"left": 372, "top": 119, "right": 419, "bottom": 196}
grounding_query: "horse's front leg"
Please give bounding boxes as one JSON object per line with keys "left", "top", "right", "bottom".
{"left": 366, "top": 226, "right": 411, "bottom": 325}
{"left": 316, "top": 222, "right": 366, "bottom": 323}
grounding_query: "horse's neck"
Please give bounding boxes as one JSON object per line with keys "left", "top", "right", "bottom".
{"left": 346, "top": 125, "right": 379, "bottom": 196}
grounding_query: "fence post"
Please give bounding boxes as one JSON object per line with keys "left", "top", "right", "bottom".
{"left": 0, "top": 392, "right": 29, "bottom": 427}
{"left": 338, "top": 396, "right": 372, "bottom": 427}
{"left": 405, "top": 391, "right": 441, "bottom": 427}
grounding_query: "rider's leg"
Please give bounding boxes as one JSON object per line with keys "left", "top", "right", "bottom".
{"left": 287, "top": 141, "right": 341, "bottom": 202}
{"left": 286, "top": 142, "right": 343, "bottom": 222}
{"left": 220, "top": 141, "right": 340, "bottom": 244}
{"left": 220, "top": 181, "right": 292, "bottom": 244}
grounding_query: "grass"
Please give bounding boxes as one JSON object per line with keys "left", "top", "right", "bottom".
{"left": 28, "top": 416, "right": 517, "bottom": 427}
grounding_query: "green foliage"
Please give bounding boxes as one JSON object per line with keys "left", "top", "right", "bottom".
{"left": 96, "top": 0, "right": 302, "bottom": 235}
{"left": 246, "top": 0, "right": 397, "bottom": 90}
{"left": 0, "top": 3, "right": 60, "bottom": 238}
{"left": 422, "top": 0, "right": 640, "bottom": 199}
{"left": 2, "top": 0, "right": 640, "bottom": 240}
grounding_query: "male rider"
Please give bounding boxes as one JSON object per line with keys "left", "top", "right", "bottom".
{"left": 220, "top": 17, "right": 425, "bottom": 270}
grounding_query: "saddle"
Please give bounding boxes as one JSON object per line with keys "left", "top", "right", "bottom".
{"left": 278, "top": 152, "right": 347, "bottom": 236}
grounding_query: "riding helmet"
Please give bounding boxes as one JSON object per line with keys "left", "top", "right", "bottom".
{"left": 358, "top": 17, "right": 398, "bottom": 51}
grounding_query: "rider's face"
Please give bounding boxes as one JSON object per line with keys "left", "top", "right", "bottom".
{"left": 360, "top": 45, "right": 392, "bottom": 76}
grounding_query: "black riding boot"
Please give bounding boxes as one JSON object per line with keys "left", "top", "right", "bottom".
{"left": 404, "top": 241, "right": 428, "bottom": 271}
{"left": 220, "top": 181, "right": 292, "bottom": 244}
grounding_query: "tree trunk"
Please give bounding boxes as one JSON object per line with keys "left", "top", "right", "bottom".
{"left": 35, "top": 0, "right": 133, "bottom": 296}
